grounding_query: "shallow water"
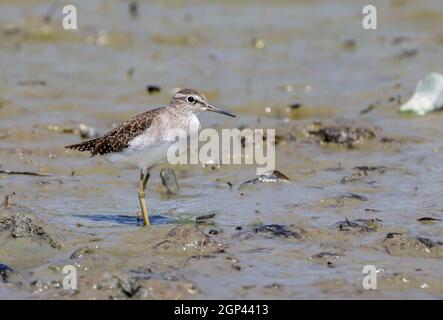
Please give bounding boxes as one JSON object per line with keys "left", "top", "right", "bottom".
{"left": 1, "top": 0, "right": 443, "bottom": 299}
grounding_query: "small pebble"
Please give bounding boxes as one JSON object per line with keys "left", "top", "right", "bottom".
{"left": 78, "top": 124, "right": 100, "bottom": 139}
{"left": 146, "top": 85, "right": 161, "bottom": 94}
{"left": 251, "top": 37, "right": 266, "bottom": 50}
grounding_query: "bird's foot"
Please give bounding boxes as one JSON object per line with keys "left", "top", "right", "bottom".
{"left": 136, "top": 210, "right": 143, "bottom": 225}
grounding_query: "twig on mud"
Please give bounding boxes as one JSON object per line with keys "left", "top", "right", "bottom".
{"left": 2, "top": 195, "right": 9, "bottom": 209}
{"left": 0, "top": 170, "right": 50, "bottom": 177}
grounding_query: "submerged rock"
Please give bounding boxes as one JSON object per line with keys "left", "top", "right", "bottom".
{"left": 153, "top": 225, "right": 223, "bottom": 255}
{"left": 160, "top": 168, "right": 179, "bottom": 195}
{"left": 308, "top": 125, "right": 375, "bottom": 146}
{"left": 97, "top": 272, "right": 145, "bottom": 299}
{"left": 399, "top": 73, "right": 443, "bottom": 115}
{"left": 0, "top": 205, "right": 61, "bottom": 249}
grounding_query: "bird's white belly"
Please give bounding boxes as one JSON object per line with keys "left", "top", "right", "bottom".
{"left": 102, "top": 113, "right": 200, "bottom": 171}
{"left": 103, "top": 142, "right": 174, "bottom": 170}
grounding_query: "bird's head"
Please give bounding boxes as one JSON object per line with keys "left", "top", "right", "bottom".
{"left": 170, "top": 88, "right": 235, "bottom": 117}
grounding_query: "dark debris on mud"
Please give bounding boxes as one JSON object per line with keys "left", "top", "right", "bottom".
{"left": 417, "top": 217, "right": 442, "bottom": 224}
{"left": 234, "top": 224, "right": 301, "bottom": 240}
{"left": 238, "top": 170, "right": 291, "bottom": 190}
{"left": 311, "top": 252, "right": 342, "bottom": 259}
{"left": 340, "top": 166, "right": 387, "bottom": 184}
{"left": 253, "top": 224, "right": 301, "bottom": 239}
{"left": 334, "top": 218, "right": 382, "bottom": 233}
{"left": 383, "top": 233, "right": 443, "bottom": 258}
{"left": 195, "top": 213, "right": 216, "bottom": 224}
{"left": 320, "top": 193, "right": 368, "bottom": 208}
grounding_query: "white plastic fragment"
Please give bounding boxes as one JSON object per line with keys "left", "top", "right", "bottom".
{"left": 399, "top": 72, "right": 443, "bottom": 116}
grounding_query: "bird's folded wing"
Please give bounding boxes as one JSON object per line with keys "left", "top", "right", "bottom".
{"left": 65, "top": 108, "right": 162, "bottom": 157}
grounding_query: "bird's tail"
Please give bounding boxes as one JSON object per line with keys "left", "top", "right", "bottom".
{"left": 65, "top": 138, "right": 100, "bottom": 156}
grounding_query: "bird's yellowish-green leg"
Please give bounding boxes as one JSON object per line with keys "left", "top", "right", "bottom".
{"left": 138, "top": 169, "right": 150, "bottom": 226}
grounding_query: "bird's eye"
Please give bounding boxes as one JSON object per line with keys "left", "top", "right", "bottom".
{"left": 187, "top": 96, "right": 195, "bottom": 103}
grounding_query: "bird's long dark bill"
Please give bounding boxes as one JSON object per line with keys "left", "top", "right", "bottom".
{"left": 206, "top": 105, "right": 236, "bottom": 117}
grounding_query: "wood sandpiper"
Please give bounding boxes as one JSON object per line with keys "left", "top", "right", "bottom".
{"left": 65, "top": 88, "right": 235, "bottom": 226}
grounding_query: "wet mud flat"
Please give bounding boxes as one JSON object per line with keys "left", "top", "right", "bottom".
{"left": 1, "top": 197, "right": 443, "bottom": 299}
{"left": 1, "top": 0, "right": 443, "bottom": 299}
